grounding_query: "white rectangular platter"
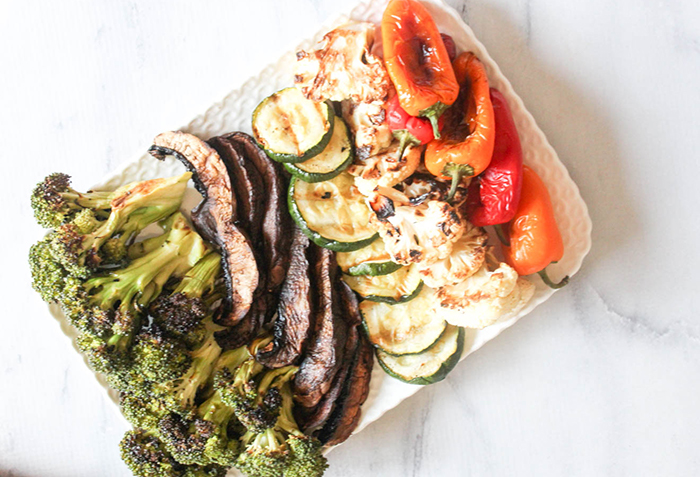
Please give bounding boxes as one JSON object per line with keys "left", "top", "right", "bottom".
{"left": 47, "top": 0, "right": 592, "bottom": 468}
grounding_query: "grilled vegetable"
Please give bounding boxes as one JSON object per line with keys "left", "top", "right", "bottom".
{"left": 425, "top": 52, "right": 495, "bottom": 202}
{"left": 224, "top": 132, "right": 292, "bottom": 295}
{"left": 336, "top": 238, "right": 402, "bottom": 276}
{"left": 316, "top": 330, "right": 373, "bottom": 446}
{"left": 376, "top": 325, "right": 464, "bottom": 385}
{"left": 382, "top": 0, "right": 459, "bottom": 138}
{"left": 283, "top": 118, "right": 354, "bottom": 183}
{"left": 149, "top": 131, "right": 259, "bottom": 325}
{"left": 293, "top": 248, "right": 347, "bottom": 409}
{"left": 464, "top": 88, "right": 524, "bottom": 228}
{"left": 256, "top": 227, "right": 313, "bottom": 368}
{"left": 436, "top": 261, "right": 535, "bottom": 329}
{"left": 343, "top": 264, "right": 422, "bottom": 304}
{"left": 252, "top": 87, "right": 334, "bottom": 163}
{"left": 501, "top": 165, "right": 569, "bottom": 288}
{"left": 289, "top": 173, "right": 378, "bottom": 252}
{"left": 416, "top": 223, "right": 487, "bottom": 288}
{"left": 360, "top": 287, "right": 446, "bottom": 356}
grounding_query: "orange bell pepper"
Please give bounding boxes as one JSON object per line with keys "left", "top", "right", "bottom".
{"left": 382, "top": 0, "right": 459, "bottom": 139}
{"left": 502, "top": 166, "right": 569, "bottom": 289}
{"left": 424, "top": 52, "right": 495, "bottom": 202}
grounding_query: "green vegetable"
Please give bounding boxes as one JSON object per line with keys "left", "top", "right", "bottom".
{"left": 360, "top": 286, "right": 447, "bottom": 356}
{"left": 252, "top": 87, "right": 334, "bottom": 163}
{"left": 288, "top": 173, "right": 378, "bottom": 252}
{"left": 283, "top": 117, "right": 354, "bottom": 182}
{"left": 343, "top": 264, "right": 423, "bottom": 304}
{"left": 376, "top": 325, "right": 464, "bottom": 385}
{"left": 337, "top": 238, "right": 403, "bottom": 276}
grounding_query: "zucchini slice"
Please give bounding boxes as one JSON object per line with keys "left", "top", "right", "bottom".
{"left": 283, "top": 118, "right": 354, "bottom": 182}
{"left": 376, "top": 325, "right": 464, "bottom": 385}
{"left": 288, "top": 173, "right": 378, "bottom": 252}
{"left": 360, "top": 287, "right": 447, "bottom": 356}
{"left": 252, "top": 87, "right": 334, "bottom": 163}
{"left": 344, "top": 264, "right": 422, "bottom": 304}
{"left": 337, "top": 238, "right": 403, "bottom": 276}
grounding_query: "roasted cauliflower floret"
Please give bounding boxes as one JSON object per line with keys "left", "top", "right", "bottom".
{"left": 341, "top": 100, "right": 393, "bottom": 159}
{"left": 369, "top": 195, "right": 465, "bottom": 267}
{"left": 295, "top": 22, "right": 391, "bottom": 103}
{"left": 417, "top": 223, "right": 488, "bottom": 288}
{"left": 435, "top": 262, "right": 535, "bottom": 329}
{"left": 294, "top": 21, "right": 394, "bottom": 159}
{"left": 350, "top": 141, "right": 421, "bottom": 196}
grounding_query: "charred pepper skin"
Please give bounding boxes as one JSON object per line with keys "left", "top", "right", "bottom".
{"left": 425, "top": 52, "right": 495, "bottom": 202}
{"left": 382, "top": 0, "right": 459, "bottom": 139}
{"left": 464, "top": 88, "right": 524, "bottom": 227}
{"left": 502, "top": 165, "right": 569, "bottom": 289}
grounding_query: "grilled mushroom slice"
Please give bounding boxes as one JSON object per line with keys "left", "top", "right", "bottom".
{"left": 208, "top": 135, "right": 265, "bottom": 243}
{"left": 316, "top": 329, "right": 374, "bottom": 446}
{"left": 293, "top": 247, "right": 348, "bottom": 409}
{"left": 256, "top": 227, "right": 313, "bottom": 368}
{"left": 223, "top": 132, "right": 292, "bottom": 294}
{"left": 149, "top": 131, "right": 258, "bottom": 324}
{"left": 298, "top": 280, "right": 362, "bottom": 433}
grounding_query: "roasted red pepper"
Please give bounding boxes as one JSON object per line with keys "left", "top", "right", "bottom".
{"left": 382, "top": 0, "right": 460, "bottom": 139}
{"left": 465, "top": 88, "right": 523, "bottom": 229}
{"left": 387, "top": 95, "right": 443, "bottom": 157}
{"left": 424, "top": 51, "right": 495, "bottom": 202}
{"left": 502, "top": 165, "right": 569, "bottom": 289}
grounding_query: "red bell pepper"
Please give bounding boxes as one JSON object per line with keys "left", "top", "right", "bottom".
{"left": 465, "top": 88, "right": 523, "bottom": 233}
{"left": 387, "top": 95, "right": 442, "bottom": 157}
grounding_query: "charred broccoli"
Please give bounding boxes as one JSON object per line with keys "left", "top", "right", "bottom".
{"left": 120, "top": 429, "right": 226, "bottom": 477}
{"left": 158, "top": 347, "right": 251, "bottom": 467}
{"left": 48, "top": 173, "right": 191, "bottom": 277}
{"left": 31, "top": 173, "right": 113, "bottom": 228}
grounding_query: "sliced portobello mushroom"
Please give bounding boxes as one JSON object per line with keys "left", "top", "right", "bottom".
{"left": 376, "top": 325, "right": 464, "bottom": 385}
{"left": 316, "top": 329, "right": 374, "bottom": 446}
{"left": 283, "top": 117, "right": 354, "bottom": 183}
{"left": 336, "top": 238, "right": 403, "bottom": 276}
{"left": 360, "top": 286, "right": 447, "bottom": 356}
{"left": 224, "top": 132, "right": 292, "bottom": 295}
{"left": 149, "top": 131, "right": 258, "bottom": 325}
{"left": 297, "top": 279, "right": 362, "bottom": 433}
{"left": 208, "top": 135, "right": 265, "bottom": 243}
{"left": 342, "top": 264, "right": 423, "bottom": 304}
{"left": 252, "top": 87, "right": 335, "bottom": 163}
{"left": 289, "top": 172, "right": 379, "bottom": 252}
{"left": 293, "top": 247, "right": 348, "bottom": 409}
{"left": 256, "top": 227, "right": 313, "bottom": 368}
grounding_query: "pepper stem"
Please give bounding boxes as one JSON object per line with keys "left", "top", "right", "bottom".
{"left": 443, "top": 162, "right": 475, "bottom": 203}
{"left": 538, "top": 268, "right": 569, "bottom": 289}
{"left": 392, "top": 130, "right": 419, "bottom": 159}
{"left": 494, "top": 224, "right": 510, "bottom": 246}
{"left": 419, "top": 102, "right": 450, "bottom": 140}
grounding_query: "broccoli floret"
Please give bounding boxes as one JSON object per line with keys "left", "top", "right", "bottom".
{"left": 120, "top": 391, "right": 171, "bottom": 433}
{"left": 152, "top": 316, "right": 224, "bottom": 416}
{"left": 31, "top": 173, "right": 114, "bottom": 229}
{"left": 275, "top": 382, "right": 328, "bottom": 477}
{"left": 236, "top": 427, "right": 289, "bottom": 477}
{"left": 63, "top": 212, "right": 211, "bottom": 353}
{"left": 158, "top": 347, "right": 252, "bottom": 467}
{"left": 218, "top": 359, "right": 297, "bottom": 434}
{"left": 119, "top": 429, "right": 226, "bottom": 477}
{"left": 133, "top": 323, "right": 192, "bottom": 383}
{"left": 149, "top": 252, "right": 222, "bottom": 348}
{"left": 29, "top": 233, "right": 72, "bottom": 304}
{"left": 284, "top": 435, "right": 328, "bottom": 477}
{"left": 49, "top": 173, "right": 191, "bottom": 278}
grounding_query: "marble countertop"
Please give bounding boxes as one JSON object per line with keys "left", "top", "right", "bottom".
{"left": 2, "top": 0, "right": 700, "bottom": 475}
